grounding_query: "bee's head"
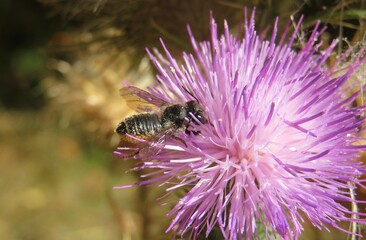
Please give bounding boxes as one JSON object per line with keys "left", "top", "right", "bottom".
{"left": 186, "top": 100, "right": 207, "bottom": 125}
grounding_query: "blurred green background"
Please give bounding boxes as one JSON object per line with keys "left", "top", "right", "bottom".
{"left": 0, "top": 1, "right": 148, "bottom": 239}
{"left": 0, "top": 0, "right": 365, "bottom": 239}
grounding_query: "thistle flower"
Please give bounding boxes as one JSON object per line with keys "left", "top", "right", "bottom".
{"left": 115, "top": 9, "right": 366, "bottom": 240}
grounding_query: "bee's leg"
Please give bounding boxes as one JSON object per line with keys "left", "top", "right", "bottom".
{"left": 114, "top": 147, "right": 141, "bottom": 159}
{"left": 172, "top": 136, "right": 187, "bottom": 147}
{"left": 192, "top": 130, "right": 201, "bottom": 135}
{"left": 128, "top": 151, "right": 141, "bottom": 159}
{"left": 114, "top": 134, "right": 147, "bottom": 159}
{"left": 185, "top": 129, "right": 201, "bottom": 135}
{"left": 184, "top": 117, "right": 201, "bottom": 136}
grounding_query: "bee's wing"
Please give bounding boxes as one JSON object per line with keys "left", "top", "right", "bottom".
{"left": 120, "top": 86, "right": 169, "bottom": 112}
{"left": 139, "top": 129, "right": 176, "bottom": 158}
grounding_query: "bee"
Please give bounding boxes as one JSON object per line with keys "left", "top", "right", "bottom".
{"left": 115, "top": 86, "right": 207, "bottom": 158}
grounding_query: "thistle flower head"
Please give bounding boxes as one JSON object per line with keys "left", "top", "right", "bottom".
{"left": 116, "top": 9, "right": 366, "bottom": 240}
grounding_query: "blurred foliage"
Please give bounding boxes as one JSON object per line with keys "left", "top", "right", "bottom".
{"left": 0, "top": 109, "right": 176, "bottom": 240}
{"left": 0, "top": 0, "right": 365, "bottom": 239}
{"left": 40, "top": 0, "right": 366, "bottom": 68}
{"left": 0, "top": 0, "right": 58, "bottom": 109}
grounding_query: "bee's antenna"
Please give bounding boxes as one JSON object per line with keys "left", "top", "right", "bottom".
{"left": 182, "top": 85, "right": 199, "bottom": 102}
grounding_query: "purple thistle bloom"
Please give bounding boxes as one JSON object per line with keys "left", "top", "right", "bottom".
{"left": 115, "top": 9, "right": 366, "bottom": 240}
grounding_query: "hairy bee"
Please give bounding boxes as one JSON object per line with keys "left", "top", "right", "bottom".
{"left": 115, "top": 86, "right": 207, "bottom": 157}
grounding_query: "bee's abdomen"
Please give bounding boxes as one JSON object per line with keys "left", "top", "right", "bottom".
{"left": 116, "top": 113, "right": 162, "bottom": 136}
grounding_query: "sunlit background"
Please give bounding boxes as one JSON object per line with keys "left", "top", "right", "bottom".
{"left": 1, "top": 0, "right": 365, "bottom": 239}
